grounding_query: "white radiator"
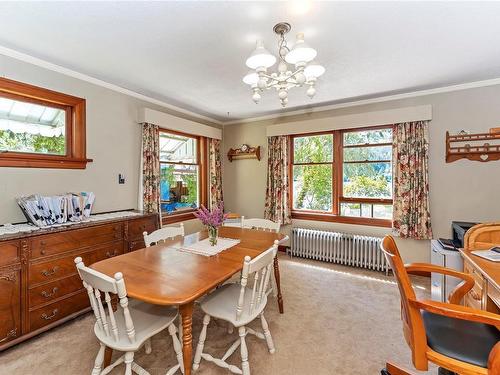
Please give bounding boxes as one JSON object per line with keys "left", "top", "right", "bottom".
{"left": 291, "top": 228, "right": 388, "bottom": 273}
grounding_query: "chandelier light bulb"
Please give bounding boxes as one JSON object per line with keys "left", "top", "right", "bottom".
{"left": 307, "top": 85, "right": 316, "bottom": 98}
{"left": 246, "top": 40, "right": 277, "bottom": 69}
{"left": 252, "top": 91, "right": 261, "bottom": 103}
{"left": 285, "top": 33, "right": 317, "bottom": 65}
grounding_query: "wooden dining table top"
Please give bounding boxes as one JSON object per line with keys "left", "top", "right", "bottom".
{"left": 91, "top": 226, "right": 287, "bottom": 306}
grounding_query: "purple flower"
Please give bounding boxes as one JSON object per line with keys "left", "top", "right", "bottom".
{"left": 194, "top": 201, "right": 228, "bottom": 228}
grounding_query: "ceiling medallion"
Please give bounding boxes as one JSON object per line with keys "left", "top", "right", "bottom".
{"left": 243, "top": 22, "right": 325, "bottom": 107}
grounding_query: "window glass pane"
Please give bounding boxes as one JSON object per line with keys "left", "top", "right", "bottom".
{"left": 343, "top": 145, "right": 392, "bottom": 162}
{"left": 343, "top": 162, "right": 392, "bottom": 198}
{"left": 340, "top": 203, "right": 393, "bottom": 219}
{"left": 343, "top": 128, "right": 392, "bottom": 146}
{"left": 340, "top": 202, "right": 361, "bottom": 217}
{"left": 0, "top": 97, "right": 66, "bottom": 155}
{"left": 293, "top": 165, "right": 332, "bottom": 211}
{"left": 160, "top": 164, "right": 198, "bottom": 214}
{"left": 373, "top": 204, "right": 393, "bottom": 219}
{"left": 293, "top": 134, "right": 333, "bottom": 163}
{"left": 159, "top": 132, "right": 197, "bottom": 163}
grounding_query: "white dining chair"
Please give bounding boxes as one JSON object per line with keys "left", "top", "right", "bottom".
{"left": 143, "top": 223, "right": 184, "bottom": 247}
{"left": 240, "top": 217, "right": 280, "bottom": 233}
{"left": 241, "top": 217, "right": 281, "bottom": 299}
{"left": 74, "top": 257, "right": 184, "bottom": 375}
{"left": 193, "top": 241, "right": 279, "bottom": 375}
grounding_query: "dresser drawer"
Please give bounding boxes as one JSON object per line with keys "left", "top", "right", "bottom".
{"left": 31, "top": 223, "right": 124, "bottom": 259}
{"left": 29, "top": 290, "right": 89, "bottom": 332}
{"left": 29, "top": 240, "right": 124, "bottom": 285}
{"left": 128, "top": 216, "right": 157, "bottom": 240}
{"left": 29, "top": 274, "right": 83, "bottom": 308}
{"left": 0, "top": 240, "right": 21, "bottom": 267}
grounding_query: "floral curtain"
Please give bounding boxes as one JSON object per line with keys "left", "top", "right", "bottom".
{"left": 141, "top": 123, "right": 160, "bottom": 213}
{"left": 208, "top": 138, "right": 223, "bottom": 208}
{"left": 392, "top": 121, "right": 432, "bottom": 239}
{"left": 264, "top": 135, "right": 291, "bottom": 225}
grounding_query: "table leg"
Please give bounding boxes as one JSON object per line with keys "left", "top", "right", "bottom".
{"left": 180, "top": 302, "right": 194, "bottom": 375}
{"left": 273, "top": 255, "right": 284, "bottom": 314}
{"left": 104, "top": 346, "right": 113, "bottom": 367}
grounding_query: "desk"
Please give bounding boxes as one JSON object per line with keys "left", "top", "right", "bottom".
{"left": 460, "top": 248, "right": 500, "bottom": 313}
{"left": 91, "top": 226, "right": 287, "bottom": 375}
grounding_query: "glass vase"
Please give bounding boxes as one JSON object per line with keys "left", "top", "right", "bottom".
{"left": 208, "top": 226, "right": 218, "bottom": 246}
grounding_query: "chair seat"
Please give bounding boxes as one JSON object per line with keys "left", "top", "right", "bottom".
{"left": 95, "top": 298, "right": 178, "bottom": 351}
{"left": 422, "top": 311, "right": 500, "bottom": 368}
{"left": 201, "top": 283, "right": 268, "bottom": 327}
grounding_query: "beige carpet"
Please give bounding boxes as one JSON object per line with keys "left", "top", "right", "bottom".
{"left": 0, "top": 255, "right": 436, "bottom": 375}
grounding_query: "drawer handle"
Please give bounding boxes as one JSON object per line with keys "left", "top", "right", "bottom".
{"left": 41, "top": 266, "right": 59, "bottom": 277}
{"left": 41, "top": 309, "right": 59, "bottom": 320}
{"left": 106, "top": 250, "right": 118, "bottom": 258}
{"left": 470, "top": 290, "right": 482, "bottom": 301}
{"left": 41, "top": 287, "right": 59, "bottom": 298}
{"left": 0, "top": 329, "right": 17, "bottom": 343}
{"left": 40, "top": 249, "right": 46, "bottom": 255}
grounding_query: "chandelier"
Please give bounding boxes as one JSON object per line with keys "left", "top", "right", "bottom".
{"left": 243, "top": 22, "right": 325, "bottom": 107}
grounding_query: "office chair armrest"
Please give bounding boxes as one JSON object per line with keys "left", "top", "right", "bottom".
{"left": 405, "top": 263, "right": 475, "bottom": 304}
{"left": 410, "top": 299, "right": 500, "bottom": 328}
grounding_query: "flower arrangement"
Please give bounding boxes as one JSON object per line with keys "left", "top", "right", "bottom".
{"left": 194, "top": 202, "right": 228, "bottom": 246}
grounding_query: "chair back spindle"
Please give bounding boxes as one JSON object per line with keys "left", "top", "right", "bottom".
{"left": 75, "top": 257, "right": 136, "bottom": 343}
{"left": 143, "top": 223, "right": 185, "bottom": 247}
{"left": 236, "top": 241, "right": 278, "bottom": 321}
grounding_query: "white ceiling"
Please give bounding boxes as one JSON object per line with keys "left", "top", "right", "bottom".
{"left": 1, "top": 1, "right": 500, "bottom": 123}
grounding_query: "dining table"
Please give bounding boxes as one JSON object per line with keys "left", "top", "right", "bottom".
{"left": 91, "top": 225, "right": 288, "bottom": 375}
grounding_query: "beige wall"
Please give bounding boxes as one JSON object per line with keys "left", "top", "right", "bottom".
{"left": 0, "top": 55, "right": 219, "bottom": 224}
{"left": 222, "top": 85, "right": 500, "bottom": 263}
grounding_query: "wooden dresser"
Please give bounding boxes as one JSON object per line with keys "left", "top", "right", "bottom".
{"left": 460, "top": 222, "right": 500, "bottom": 314}
{"left": 0, "top": 211, "right": 158, "bottom": 351}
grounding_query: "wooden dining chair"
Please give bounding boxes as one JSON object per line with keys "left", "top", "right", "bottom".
{"left": 74, "top": 257, "right": 184, "bottom": 375}
{"left": 192, "top": 241, "right": 279, "bottom": 375}
{"left": 143, "top": 223, "right": 184, "bottom": 247}
{"left": 380, "top": 235, "right": 500, "bottom": 375}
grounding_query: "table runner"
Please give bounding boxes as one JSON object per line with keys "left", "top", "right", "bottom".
{"left": 177, "top": 237, "right": 241, "bottom": 256}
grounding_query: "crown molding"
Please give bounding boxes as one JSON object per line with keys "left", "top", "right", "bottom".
{"left": 3, "top": 44, "right": 500, "bottom": 127}
{"left": 0, "top": 45, "right": 223, "bottom": 125}
{"left": 223, "top": 77, "right": 500, "bottom": 126}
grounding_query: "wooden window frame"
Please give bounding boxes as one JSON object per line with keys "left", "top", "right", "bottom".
{"left": 289, "top": 125, "right": 393, "bottom": 228}
{"left": 0, "top": 77, "right": 91, "bottom": 169}
{"left": 159, "top": 128, "right": 208, "bottom": 225}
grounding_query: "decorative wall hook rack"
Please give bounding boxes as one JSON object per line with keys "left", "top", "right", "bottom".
{"left": 446, "top": 129, "right": 500, "bottom": 163}
{"left": 227, "top": 144, "right": 261, "bottom": 162}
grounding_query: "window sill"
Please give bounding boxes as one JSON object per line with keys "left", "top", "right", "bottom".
{"left": 0, "top": 153, "right": 93, "bottom": 169}
{"left": 291, "top": 211, "right": 392, "bottom": 228}
{"left": 161, "top": 211, "right": 197, "bottom": 225}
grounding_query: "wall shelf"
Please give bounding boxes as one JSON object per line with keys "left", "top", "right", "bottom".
{"left": 227, "top": 145, "right": 261, "bottom": 162}
{"left": 446, "top": 130, "right": 500, "bottom": 163}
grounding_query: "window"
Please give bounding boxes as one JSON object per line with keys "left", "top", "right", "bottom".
{"left": 159, "top": 130, "right": 207, "bottom": 219}
{"left": 0, "top": 77, "right": 89, "bottom": 169}
{"left": 291, "top": 126, "right": 393, "bottom": 226}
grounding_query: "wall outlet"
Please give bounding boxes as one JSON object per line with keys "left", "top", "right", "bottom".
{"left": 118, "top": 174, "right": 126, "bottom": 184}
